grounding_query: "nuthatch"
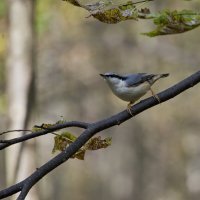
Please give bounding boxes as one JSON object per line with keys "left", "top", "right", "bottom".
{"left": 100, "top": 72, "right": 169, "bottom": 115}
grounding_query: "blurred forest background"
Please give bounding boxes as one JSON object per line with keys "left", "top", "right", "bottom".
{"left": 0, "top": 0, "right": 200, "bottom": 200}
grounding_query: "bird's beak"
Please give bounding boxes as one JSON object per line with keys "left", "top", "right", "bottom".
{"left": 100, "top": 74, "right": 106, "bottom": 78}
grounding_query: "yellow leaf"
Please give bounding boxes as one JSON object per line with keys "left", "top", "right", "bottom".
{"left": 52, "top": 132, "right": 76, "bottom": 153}
{"left": 86, "top": 136, "right": 112, "bottom": 150}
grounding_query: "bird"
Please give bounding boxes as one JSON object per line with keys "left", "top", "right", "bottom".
{"left": 100, "top": 72, "right": 169, "bottom": 115}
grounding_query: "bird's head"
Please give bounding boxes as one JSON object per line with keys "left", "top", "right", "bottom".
{"left": 100, "top": 72, "right": 126, "bottom": 86}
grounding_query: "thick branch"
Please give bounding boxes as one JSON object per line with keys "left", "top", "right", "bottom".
{"left": 0, "top": 71, "right": 200, "bottom": 199}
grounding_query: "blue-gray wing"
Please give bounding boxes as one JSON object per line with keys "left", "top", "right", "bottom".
{"left": 125, "top": 73, "right": 155, "bottom": 87}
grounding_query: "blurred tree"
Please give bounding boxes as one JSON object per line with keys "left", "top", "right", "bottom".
{"left": 5, "top": 0, "right": 37, "bottom": 199}
{"left": 0, "top": 0, "right": 6, "bottom": 192}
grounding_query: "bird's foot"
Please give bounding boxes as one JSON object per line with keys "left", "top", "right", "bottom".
{"left": 150, "top": 87, "right": 161, "bottom": 103}
{"left": 127, "top": 102, "right": 134, "bottom": 116}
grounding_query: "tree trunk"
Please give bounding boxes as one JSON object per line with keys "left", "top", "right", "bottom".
{"left": 6, "top": 0, "right": 37, "bottom": 199}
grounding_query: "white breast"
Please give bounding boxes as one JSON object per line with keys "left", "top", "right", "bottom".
{"left": 110, "top": 80, "right": 151, "bottom": 102}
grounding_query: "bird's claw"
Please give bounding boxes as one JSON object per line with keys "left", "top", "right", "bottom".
{"left": 150, "top": 87, "right": 161, "bottom": 103}
{"left": 127, "top": 102, "right": 134, "bottom": 116}
{"left": 154, "top": 94, "right": 161, "bottom": 103}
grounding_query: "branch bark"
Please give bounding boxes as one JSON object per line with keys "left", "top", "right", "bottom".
{"left": 0, "top": 70, "right": 200, "bottom": 199}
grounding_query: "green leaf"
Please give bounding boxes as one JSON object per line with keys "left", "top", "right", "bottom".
{"left": 91, "top": 4, "right": 138, "bottom": 24}
{"left": 32, "top": 123, "right": 54, "bottom": 132}
{"left": 32, "top": 126, "right": 42, "bottom": 132}
{"left": 62, "top": 0, "right": 153, "bottom": 24}
{"left": 89, "top": 0, "right": 153, "bottom": 24}
{"left": 52, "top": 132, "right": 77, "bottom": 153}
{"left": 61, "top": 132, "right": 77, "bottom": 142}
{"left": 143, "top": 9, "right": 200, "bottom": 36}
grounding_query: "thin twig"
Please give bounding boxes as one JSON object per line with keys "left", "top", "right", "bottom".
{"left": 0, "top": 121, "right": 89, "bottom": 150}
{"left": 132, "top": 0, "right": 154, "bottom": 5}
{"left": 0, "top": 129, "right": 32, "bottom": 136}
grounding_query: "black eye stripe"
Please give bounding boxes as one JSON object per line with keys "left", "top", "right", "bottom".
{"left": 106, "top": 74, "right": 126, "bottom": 80}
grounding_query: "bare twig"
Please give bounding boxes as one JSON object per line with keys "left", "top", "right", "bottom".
{"left": 0, "top": 121, "right": 89, "bottom": 150}
{"left": 131, "top": 0, "right": 154, "bottom": 5}
{"left": 0, "top": 71, "right": 200, "bottom": 200}
{"left": 0, "top": 129, "right": 32, "bottom": 136}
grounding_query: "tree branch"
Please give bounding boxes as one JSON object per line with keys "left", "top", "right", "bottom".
{"left": 0, "top": 121, "right": 89, "bottom": 150}
{"left": 0, "top": 71, "right": 200, "bottom": 199}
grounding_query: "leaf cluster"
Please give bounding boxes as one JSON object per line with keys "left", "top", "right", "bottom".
{"left": 63, "top": 0, "right": 200, "bottom": 36}
{"left": 52, "top": 132, "right": 112, "bottom": 160}
{"left": 144, "top": 9, "right": 200, "bottom": 36}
